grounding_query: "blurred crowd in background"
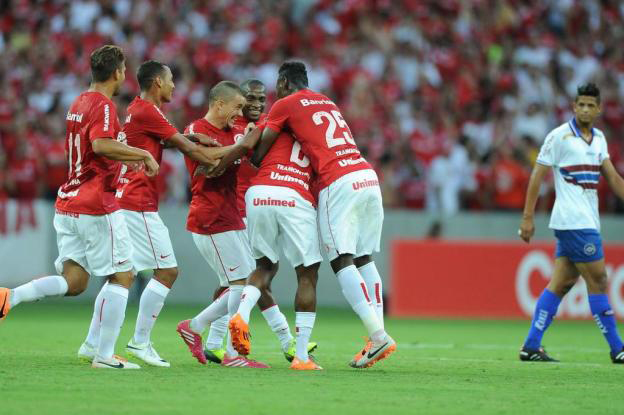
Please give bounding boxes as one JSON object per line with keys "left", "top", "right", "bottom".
{"left": 1, "top": 0, "right": 624, "bottom": 217}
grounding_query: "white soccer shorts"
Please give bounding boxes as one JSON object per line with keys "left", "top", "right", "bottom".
{"left": 246, "top": 185, "right": 322, "bottom": 268}
{"left": 317, "top": 169, "right": 384, "bottom": 261}
{"left": 54, "top": 210, "right": 134, "bottom": 276}
{"left": 121, "top": 210, "right": 177, "bottom": 271}
{"left": 192, "top": 229, "right": 255, "bottom": 287}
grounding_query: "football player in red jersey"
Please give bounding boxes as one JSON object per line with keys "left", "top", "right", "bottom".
{"left": 253, "top": 62, "right": 396, "bottom": 369}
{"left": 176, "top": 81, "right": 273, "bottom": 368}
{"left": 78, "top": 60, "right": 226, "bottom": 367}
{"left": 0, "top": 45, "right": 159, "bottom": 369}
{"left": 228, "top": 127, "right": 323, "bottom": 370}
{"left": 203, "top": 79, "right": 317, "bottom": 364}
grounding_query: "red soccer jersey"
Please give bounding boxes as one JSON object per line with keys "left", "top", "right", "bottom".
{"left": 184, "top": 118, "right": 244, "bottom": 235}
{"left": 117, "top": 96, "right": 178, "bottom": 212}
{"left": 55, "top": 91, "right": 122, "bottom": 215}
{"left": 265, "top": 89, "right": 372, "bottom": 190}
{"left": 251, "top": 131, "right": 315, "bottom": 206}
{"left": 232, "top": 113, "right": 267, "bottom": 218}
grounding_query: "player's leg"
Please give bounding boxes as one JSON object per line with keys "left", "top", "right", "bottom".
{"left": 291, "top": 262, "right": 322, "bottom": 370}
{"left": 576, "top": 259, "right": 624, "bottom": 362}
{"left": 354, "top": 255, "right": 383, "bottom": 328}
{"left": 1, "top": 212, "right": 91, "bottom": 320}
{"left": 176, "top": 232, "right": 232, "bottom": 364}
{"left": 81, "top": 211, "right": 138, "bottom": 369}
{"left": 230, "top": 257, "right": 278, "bottom": 354}
{"left": 520, "top": 256, "right": 578, "bottom": 362}
{"left": 78, "top": 280, "right": 107, "bottom": 360}
{"left": 122, "top": 211, "right": 177, "bottom": 360}
{"left": 319, "top": 173, "right": 393, "bottom": 367}
{"left": 203, "top": 286, "right": 229, "bottom": 363}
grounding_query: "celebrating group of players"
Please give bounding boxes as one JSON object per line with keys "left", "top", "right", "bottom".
{"left": 0, "top": 45, "right": 396, "bottom": 370}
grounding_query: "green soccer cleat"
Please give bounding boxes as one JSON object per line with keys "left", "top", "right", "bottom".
{"left": 203, "top": 347, "right": 226, "bottom": 364}
{"left": 284, "top": 340, "right": 318, "bottom": 362}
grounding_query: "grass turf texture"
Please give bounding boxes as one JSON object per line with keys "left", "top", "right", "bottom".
{"left": 1, "top": 303, "right": 623, "bottom": 415}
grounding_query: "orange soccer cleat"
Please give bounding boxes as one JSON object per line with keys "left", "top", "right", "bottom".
{"left": 351, "top": 337, "right": 372, "bottom": 365}
{"left": 0, "top": 288, "right": 11, "bottom": 322}
{"left": 350, "top": 336, "right": 397, "bottom": 369}
{"left": 290, "top": 357, "right": 323, "bottom": 371}
{"left": 228, "top": 313, "right": 251, "bottom": 355}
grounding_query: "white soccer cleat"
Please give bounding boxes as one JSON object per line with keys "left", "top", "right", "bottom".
{"left": 126, "top": 340, "right": 170, "bottom": 367}
{"left": 77, "top": 342, "right": 96, "bottom": 361}
{"left": 92, "top": 355, "right": 141, "bottom": 369}
{"left": 349, "top": 336, "right": 397, "bottom": 369}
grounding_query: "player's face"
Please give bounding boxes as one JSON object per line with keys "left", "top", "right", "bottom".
{"left": 242, "top": 86, "right": 266, "bottom": 122}
{"left": 220, "top": 94, "right": 246, "bottom": 129}
{"left": 160, "top": 66, "right": 175, "bottom": 103}
{"left": 112, "top": 61, "right": 126, "bottom": 96}
{"left": 573, "top": 96, "right": 601, "bottom": 126}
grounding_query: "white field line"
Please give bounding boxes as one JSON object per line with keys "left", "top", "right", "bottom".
{"left": 416, "top": 356, "right": 607, "bottom": 368}
{"left": 401, "top": 343, "right": 607, "bottom": 353}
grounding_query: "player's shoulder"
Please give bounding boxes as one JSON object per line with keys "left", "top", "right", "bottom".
{"left": 593, "top": 127, "right": 607, "bottom": 142}
{"left": 544, "top": 122, "right": 575, "bottom": 143}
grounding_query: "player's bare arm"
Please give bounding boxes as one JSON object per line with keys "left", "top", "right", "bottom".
{"left": 206, "top": 127, "right": 262, "bottom": 177}
{"left": 519, "top": 163, "right": 550, "bottom": 243}
{"left": 92, "top": 138, "right": 159, "bottom": 177}
{"left": 250, "top": 126, "right": 279, "bottom": 167}
{"left": 601, "top": 158, "right": 624, "bottom": 201}
{"left": 184, "top": 133, "right": 222, "bottom": 147}
{"left": 167, "top": 132, "right": 223, "bottom": 168}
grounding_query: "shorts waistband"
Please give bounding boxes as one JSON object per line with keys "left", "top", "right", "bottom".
{"left": 55, "top": 209, "right": 80, "bottom": 218}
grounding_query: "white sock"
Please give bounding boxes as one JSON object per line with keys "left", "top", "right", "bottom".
{"left": 295, "top": 312, "right": 316, "bottom": 361}
{"left": 84, "top": 281, "right": 107, "bottom": 348}
{"left": 336, "top": 265, "right": 386, "bottom": 343}
{"left": 262, "top": 304, "right": 293, "bottom": 351}
{"left": 97, "top": 283, "right": 128, "bottom": 360}
{"left": 226, "top": 285, "right": 244, "bottom": 357}
{"left": 358, "top": 262, "right": 384, "bottom": 329}
{"left": 205, "top": 315, "right": 229, "bottom": 350}
{"left": 190, "top": 288, "right": 230, "bottom": 333}
{"left": 133, "top": 279, "right": 170, "bottom": 345}
{"left": 237, "top": 285, "right": 261, "bottom": 323}
{"left": 10, "top": 275, "right": 68, "bottom": 307}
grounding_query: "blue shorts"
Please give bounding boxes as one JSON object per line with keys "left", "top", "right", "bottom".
{"left": 554, "top": 229, "right": 604, "bottom": 263}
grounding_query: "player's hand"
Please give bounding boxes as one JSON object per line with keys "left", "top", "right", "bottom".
{"left": 190, "top": 133, "right": 222, "bottom": 147}
{"left": 123, "top": 161, "right": 144, "bottom": 172}
{"left": 244, "top": 122, "right": 256, "bottom": 135}
{"left": 518, "top": 216, "right": 535, "bottom": 243}
{"left": 143, "top": 153, "right": 160, "bottom": 177}
{"left": 193, "top": 164, "right": 224, "bottom": 178}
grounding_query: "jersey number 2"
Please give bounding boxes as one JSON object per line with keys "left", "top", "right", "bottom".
{"left": 312, "top": 110, "right": 355, "bottom": 148}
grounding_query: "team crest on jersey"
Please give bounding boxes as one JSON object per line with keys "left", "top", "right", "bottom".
{"left": 584, "top": 243, "right": 596, "bottom": 256}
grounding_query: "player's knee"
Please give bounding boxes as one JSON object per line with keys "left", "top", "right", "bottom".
{"left": 109, "top": 271, "right": 134, "bottom": 289}
{"left": 588, "top": 273, "right": 608, "bottom": 293}
{"left": 354, "top": 255, "right": 372, "bottom": 268}
{"left": 155, "top": 267, "right": 178, "bottom": 288}
{"left": 331, "top": 254, "right": 353, "bottom": 274}
{"left": 63, "top": 274, "right": 88, "bottom": 296}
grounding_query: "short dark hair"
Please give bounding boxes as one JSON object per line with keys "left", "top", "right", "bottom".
{"left": 278, "top": 61, "right": 308, "bottom": 88}
{"left": 240, "top": 79, "right": 265, "bottom": 92}
{"left": 137, "top": 60, "right": 167, "bottom": 91}
{"left": 576, "top": 83, "right": 601, "bottom": 104}
{"left": 90, "top": 45, "right": 125, "bottom": 83}
{"left": 208, "top": 81, "right": 244, "bottom": 105}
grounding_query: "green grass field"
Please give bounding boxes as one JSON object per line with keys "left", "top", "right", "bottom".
{"left": 1, "top": 302, "right": 623, "bottom": 415}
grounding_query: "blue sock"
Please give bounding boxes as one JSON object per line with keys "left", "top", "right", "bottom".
{"left": 588, "top": 294, "right": 624, "bottom": 354}
{"left": 524, "top": 289, "right": 561, "bottom": 350}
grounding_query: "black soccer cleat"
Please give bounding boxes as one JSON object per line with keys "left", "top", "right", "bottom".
{"left": 519, "top": 346, "right": 559, "bottom": 362}
{"left": 610, "top": 348, "right": 624, "bottom": 364}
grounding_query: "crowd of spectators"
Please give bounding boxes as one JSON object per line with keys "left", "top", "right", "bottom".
{"left": 1, "top": 0, "right": 624, "bottom": 217}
